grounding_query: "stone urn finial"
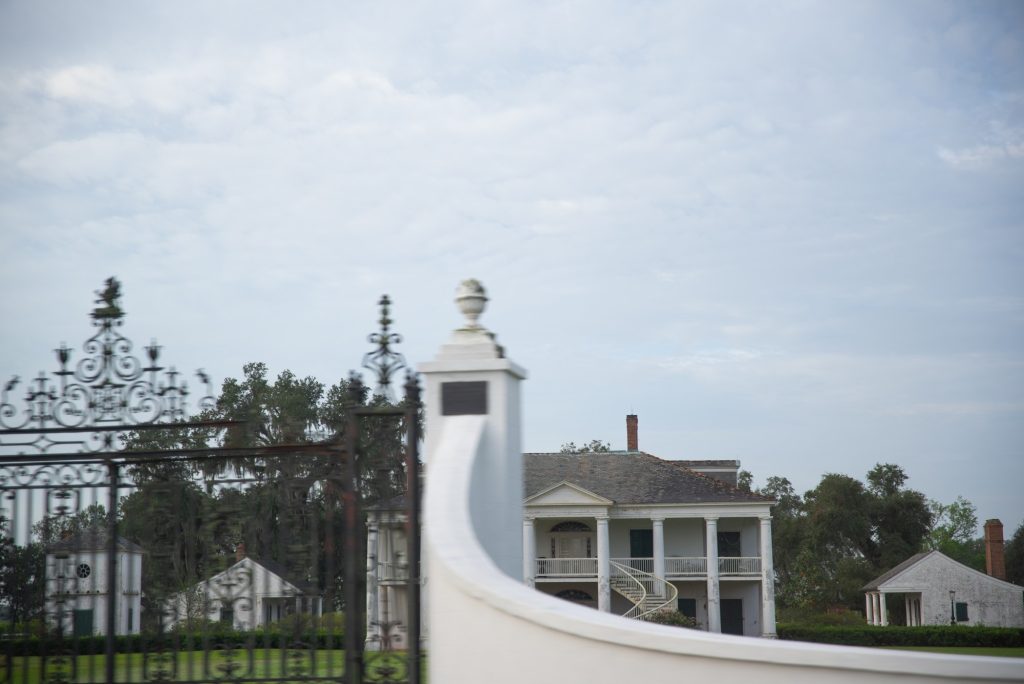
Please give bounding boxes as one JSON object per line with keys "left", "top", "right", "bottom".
{"left": 455, "top": 279, "right": 488, "bottom": 330}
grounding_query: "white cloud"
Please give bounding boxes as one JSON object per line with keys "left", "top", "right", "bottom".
{"left": 44, "top": 64, "right": 133, "bottom": 107}
{"left": 1, "top": 1, "right": 1022, "bottom": 533}
{"left": 938, "top": 141, "right": 1024, "bottom": 170}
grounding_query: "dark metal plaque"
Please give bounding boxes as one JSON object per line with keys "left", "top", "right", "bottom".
{"left": 441, "top": 381, "right": 488, "bottom": 415}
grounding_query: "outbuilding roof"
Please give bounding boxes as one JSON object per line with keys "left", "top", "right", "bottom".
{"left": 862, "top": 552, "right": 931, "bottom": 591}
{"left": 47, "top": 529, "right": 144, "bottom": 554}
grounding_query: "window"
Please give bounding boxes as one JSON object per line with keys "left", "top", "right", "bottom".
{"left": 677, "top": 598, "right": 697, "bottom": 619}
{"left": 77, "top": 563, "right": 92, "bottom": 579}
{"left": 220, "top": 606, "right": 234, "bottom": 626}
{"left": 630, "top": 530, "right": 653, "bottom": 558}
{"left": 955, "top": 602, "right": 969, "bottom": 622}
{"left": 717, "top": 532, "right": 741, "bottom": 558}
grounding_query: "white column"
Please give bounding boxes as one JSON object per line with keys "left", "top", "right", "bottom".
{"left": 705, "top": 516, "right": 721, "bottom": 633}
{"left": 365, "top": 521, "right": 380, "bottom": 646}
{"left": 758, "top": 516, "right": 776, "bottom": 638}
{"left": 523, "top": 517, "right": 536, "bottom": 587}
{"left": 652, "top": 517, "right": 665, "bottom": 582}
{"left": 879, "top": 592, "right": 888, "bottom": 626}
{"left": 865, "top": 593, "right": 873, "bottom": 624}
{"left": 597, "top": 516, "right": 611, "bottom": 612}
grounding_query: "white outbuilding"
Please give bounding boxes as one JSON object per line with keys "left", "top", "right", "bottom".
{"left": 863, "top": 549, "right": 1024, "bottom": 628}
{"left": 45, "top": 531, "right": 143, "bottom": 636}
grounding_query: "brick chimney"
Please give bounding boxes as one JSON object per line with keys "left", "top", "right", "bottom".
{"left": 235, "top": 542, "right": 247, "bottom": 562}
{"left": 984, "top": 519, "right": 1006, "bottom": 580}
{"left": 626, "top": 414, "right": 638, "bottom": 452}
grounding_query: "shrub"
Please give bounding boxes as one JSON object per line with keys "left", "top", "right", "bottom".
{"left": 645, "top": 610, "right": 699, "bottom": 629}
{"left": 777, "top": 607, "right": 866, "bottom": 627}
{"left": 777, "top": 624, "right": 1024, "bottom": 648}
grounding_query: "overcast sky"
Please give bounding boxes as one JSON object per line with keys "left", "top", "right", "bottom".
{"left": 1, "top": 2, "right": 1022, "bottom": 536}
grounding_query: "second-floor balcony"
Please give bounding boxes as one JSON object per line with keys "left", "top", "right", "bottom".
{"left": 378, "top": 561, "right": 409, "bottom": 582}
{"left": 535, "top": 556, "right": 761, "bottom": 580}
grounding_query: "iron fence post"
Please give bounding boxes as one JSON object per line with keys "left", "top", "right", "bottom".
{"left": 343, "top": 376, "right": 364, "bottom": 684}
{"left": 106, "top": 460, "right": 119, "bottom": 684}
{"left": 404, "top": 374, "right": 422, "bottom": 684}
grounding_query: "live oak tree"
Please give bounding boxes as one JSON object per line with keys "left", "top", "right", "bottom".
{"left": 925, "top": 495, "right": 984, "bottom": 571}
{"left": 1005, "top": 522, "right": 1024, "bottom": 586}
{"left": 559, "top": 440, "right": 611, "bottom": 453}
{"left": 119, "top": 361, "right": 411, "bottom": 627}
{"left": 0, "top": 519, "right": 45, "bottom": 627}
{"left": 756, "top": 463, "right": 932, "bottom": 611}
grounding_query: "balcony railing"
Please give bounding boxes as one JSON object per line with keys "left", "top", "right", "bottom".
{"left": 531, "top": 556, "right": 762, "bottom": 578}
{"left": 536, "top": 557, "right": 598, "bottom": 578}
{"left": 719, "top": 557, "right": 761, "bottom": 575}
{"left": 611, "top": 558, "right": 653, "bottom": 574}
{"left": 665, "top": 557, "right": 707, "bottom": 576}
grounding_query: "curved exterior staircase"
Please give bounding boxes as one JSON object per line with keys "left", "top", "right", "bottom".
{"left": 609, "top": 560, "right": 678, "bottom": 620}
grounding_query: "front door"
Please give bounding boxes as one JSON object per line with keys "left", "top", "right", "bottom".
{"left": 721, "top": 599, "right": 743, "bottom": 635}
{"left": 556, "top": 536, "right": 589, "bottom": 558}
{"left": 73, "top": 609, "right": 94, "bottom": 637}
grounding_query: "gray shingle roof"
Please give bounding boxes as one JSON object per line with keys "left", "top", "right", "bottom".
{"left": 47, "top": 530, "right": 144, "bottom": 554}
{"left": 524, "top": 451, "right": 772, "bottom": 504}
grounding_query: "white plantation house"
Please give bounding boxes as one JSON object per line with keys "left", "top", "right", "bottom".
{"left": 45, "top": 531, "right": 143, "bottom": 637}
{"left": 165, "top": 547, "right": 322, "bottom": 631}
{"left": 367, "top": 414, "right": 778, "bottom": 645}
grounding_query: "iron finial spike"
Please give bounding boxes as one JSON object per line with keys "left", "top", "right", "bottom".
{"left": 362, "top": 294, "right": 406, "bottom": 400}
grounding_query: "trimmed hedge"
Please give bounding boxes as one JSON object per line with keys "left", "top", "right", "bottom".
{"left": 777, "top": 623, "right": 1024, "bottom": 648}
{"left": 0, "top": 628, "right": 346, "bottom": 657}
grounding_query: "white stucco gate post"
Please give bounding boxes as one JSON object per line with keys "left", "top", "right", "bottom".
{"left": 420, "top": 280, "right": 527, "bottom": 578}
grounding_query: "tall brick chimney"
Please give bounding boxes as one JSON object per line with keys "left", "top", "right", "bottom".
{"left": 236, "top": 542, "right": 247, "bottom": 562}
{"left": 984, "top": 519, "right": 1006, "bottom": 580}
{"left": 626, "top": 414, "right": 638, "bottom": 452}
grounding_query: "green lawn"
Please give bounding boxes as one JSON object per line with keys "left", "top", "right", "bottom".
{"left": 882, "top": 646, "right": 1024, "bottom": 658}
{"left": 0, "top": 648, "right": 422, "bottom": 682}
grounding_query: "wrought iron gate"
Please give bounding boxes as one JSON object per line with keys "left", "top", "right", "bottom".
{"left": 0, "top": 280, "right": 421, "bottom": 683}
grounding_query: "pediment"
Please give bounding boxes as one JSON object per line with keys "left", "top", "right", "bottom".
{"left": 524, "top": 480, "right": 613, "bottom": 506}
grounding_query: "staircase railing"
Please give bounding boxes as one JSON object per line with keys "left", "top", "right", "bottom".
{"left": 609, "top": 561, "right": 679, "bottom": 621}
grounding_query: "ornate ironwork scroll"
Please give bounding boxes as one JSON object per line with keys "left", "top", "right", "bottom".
{"left": 1, "top": 277, "right": 215, "bottom": 456}
{"left": 0, "top": 279, "right": 422, "bottom": 684}
{"left": 362, "top": 295, "right": 407, "bottom": 400}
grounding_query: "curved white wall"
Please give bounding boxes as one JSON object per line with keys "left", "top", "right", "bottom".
{"left": 424, "top": 415, "right": 1023, "bottom": 684}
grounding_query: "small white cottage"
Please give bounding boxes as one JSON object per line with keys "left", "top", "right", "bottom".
{"left": 164, "top": 548, "right": 322, "bottom": 631}
{"left": 863, "top": 545, "right": 1024, "bottom": 628}
{"left": 45, "top": 531, "right": 143, "bottom": 636}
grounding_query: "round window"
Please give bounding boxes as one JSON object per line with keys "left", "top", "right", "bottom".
{"left": 77, "top": 563, "right": 91, "bottom": 579}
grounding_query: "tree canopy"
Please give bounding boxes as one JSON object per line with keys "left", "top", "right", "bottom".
{"left": 756, "top": 463, "right": 933, "bottom": 610}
